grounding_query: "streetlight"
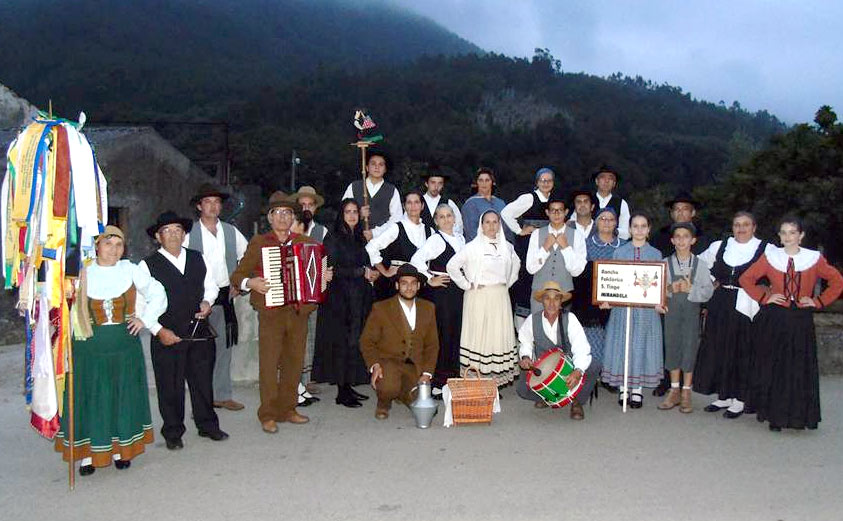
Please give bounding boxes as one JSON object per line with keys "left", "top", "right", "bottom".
{"left": 290, "top": 150, "right": 301, "bottom": 192}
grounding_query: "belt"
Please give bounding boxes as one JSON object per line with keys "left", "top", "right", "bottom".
{"left": 721, "top": 284, "right": 740, "bottom": 290}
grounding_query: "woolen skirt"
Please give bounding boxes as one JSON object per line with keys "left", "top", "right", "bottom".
{"left": 54, "top": 325, "right": 154, "bottom": 467}
{"left": 751, "top": 304, "right": 820, "bottom": 430}
{"left": 459, "top": 284, "right": 517, "bottom": 386}
{"left": 693, "top": 287, "right": 755, "bottom": 401}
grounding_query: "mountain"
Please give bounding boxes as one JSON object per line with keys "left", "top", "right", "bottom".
{"left": 223, "top": 53, "right": 786, "bottom": 207}
{"left": 0, "top": 0, "right": 479, "bottom": 118}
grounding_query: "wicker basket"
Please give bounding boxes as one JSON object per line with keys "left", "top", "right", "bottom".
{"left": 447, "top": 366, "right": 498, "bottom": 425}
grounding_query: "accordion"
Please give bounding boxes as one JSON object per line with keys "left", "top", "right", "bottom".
{"left": 261, "top": 243, "right": 328, "bottom": 307}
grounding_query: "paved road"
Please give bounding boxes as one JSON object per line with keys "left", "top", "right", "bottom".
{"left": 0, "top": 343, "right": 840, "bottom": 521}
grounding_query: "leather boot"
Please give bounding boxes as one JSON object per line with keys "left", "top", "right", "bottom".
{"left": 679, "top": 388, "right": 693, "bottom": 413}
{"left": 658, "top": 388, "right": 681, "bottom": 410}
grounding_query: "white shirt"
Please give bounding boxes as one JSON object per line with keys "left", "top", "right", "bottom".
{"left": 183, "top": 219, "right": 248, "bottom": 288}
{"left": 526, "top": 224, "right": 587, "bottom": 276}
{"left": 518, "top": 312, "right": 592, "bottom": 371}
{"left": 423, "top": 193, "right": 464, "bottom": 236}
{"left": 700, "top": 237, "right": 765, "bottom": 269}
{"left": 568, "top": 218, "right": 594, "bottom": 242}
{"left": 500, "top": 190, "right": 549, "bottom": 235}
{"left": 365, "top": 216, "right": 429, "bottom": 266}
{"left": 342, "top": 177, "right": 402, "bottom": 238}
{"left": 398, "top": 298, "right": 417, "bottom": 330}
{"left": 138, "top": 247, "right": 219, "bottom": 334}
{"left": 596, "top": 192, "right": 631, "bottom": 240}
{"left": 410, "top": 231, "right": 466, "bottom": 280}
{"left": 86, "top": 259, "right": 168, "bottom": 333}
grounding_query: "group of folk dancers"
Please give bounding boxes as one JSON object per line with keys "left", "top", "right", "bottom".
{"left": 53, "top": 154, "right": 843, "bottom": 477}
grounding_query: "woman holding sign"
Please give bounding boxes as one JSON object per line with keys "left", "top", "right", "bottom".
{"left": 600, "top": 213, "right": 666, "bottom": 408}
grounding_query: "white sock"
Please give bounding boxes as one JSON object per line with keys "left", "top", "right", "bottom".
{"left": 682, "top": 386, "right": 692, "bottom": 390}
{"left": 81, "top": 457, "right": 92, "bottom": 466}
{"left": 112, "top": 454, "right": 121, "bottom": 461}
{"left": 727, "top": 399, "right": 745, "bottom": 413}
{"left": 711, "top": 398, "right": 732, "bottom": 407}
{"left": 670, "top": 382, "right": 680, "bottom": 389}
{"left": 631, "top": 387, "right": 643, "bottom": 402}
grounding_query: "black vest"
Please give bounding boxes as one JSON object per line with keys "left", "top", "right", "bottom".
{"left": 145, "top": 249, "right": 207, "bottom": 337}
{"left": 532, "top": 310, "right": 571, "bottom": 359}
{"left": 421, "top": 195, "right": 454, "bottom": 230}
{"left": 593, "top": 193, "right": 622, "bottom": 219}
{"left": 428, "top": 232, "right": 456, "bottom": 273}
{"left": 521, "top": 192, "right": 549, "bottom": 227}
{"left": 711, "top": 239, "right": 767, "bottom": 286}
{"left": 351, "top": 180, "right": 396, "bottom": 228}
{"left": 382, "top": 222, "right": 432, "bottom": 267}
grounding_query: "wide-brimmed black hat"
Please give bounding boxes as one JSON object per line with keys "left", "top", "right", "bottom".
{"left": 546, "top": 190, "right": 567, "bottom": 206}
{"left": 568, "top": 188, "right": 598, "bottom": 208}
{"left": 146, "top": 211, "right": 193, "bottom": 239}
{"left": 395, "top": 263, "right": 427, "bottom": 286}
{"left": 591, "top": 165, "right": 621, "bottom": 184}
{"left": 664, "top": 191, "right": 701, "bottom": 209}
{"left": 190, "top": 183, "right": 231, "bottom": 205}
{"left": 420, "top": 164, "right": 451, "bottom": 180}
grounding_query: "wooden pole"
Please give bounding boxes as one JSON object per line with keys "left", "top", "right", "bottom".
{"left": 68, "top": 329, "right": 75, "bottom": 490}
{"left": 622, "top": 306, "right": 631, "bottom": 413}
{"left": 353, "top": 142, "right": 371, "bottom": 231}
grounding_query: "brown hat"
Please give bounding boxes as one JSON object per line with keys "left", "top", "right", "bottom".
{"left": 190, "top": 183, "right": 230, "bottom": 205}
{"left": 395, "top": 263, "right": 427, "bottom": 286}
{"left": 532, "top": 281, "right": 573, "bottom": 303}
{"left": 95, "top": 225, "right": 125, "bottom": 243}
{"left": 146, "top": 211, "right": 193, "bottom": 239}
{"left": 265, "top": 190, "right": 301, "bottom": 213}
{"left": 288, "top": 186, "right": 324, "bottom": 207}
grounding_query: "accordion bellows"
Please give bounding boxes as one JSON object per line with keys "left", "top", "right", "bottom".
{"left": 261, "top": 243, "right": 327, "bottom": 307}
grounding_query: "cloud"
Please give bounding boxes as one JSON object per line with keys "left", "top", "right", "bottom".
{"left": 394, "top": 0, "right": 843, "bottom": 123}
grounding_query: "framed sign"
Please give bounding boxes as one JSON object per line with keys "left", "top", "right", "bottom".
{"left": 591, "top": 260, "right": 667, "bottom": 308}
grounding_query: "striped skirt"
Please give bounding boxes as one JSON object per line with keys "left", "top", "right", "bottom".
{"left": 459, "top": 284, "right": 517, "bottom": 386}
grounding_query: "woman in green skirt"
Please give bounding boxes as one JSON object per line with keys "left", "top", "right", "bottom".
{"left": 55, "top": 226, "right": 167, "bottom": 476}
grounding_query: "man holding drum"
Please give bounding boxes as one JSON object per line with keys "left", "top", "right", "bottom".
{"left": 516, "top": 281, "right": 597, "bottom": 420}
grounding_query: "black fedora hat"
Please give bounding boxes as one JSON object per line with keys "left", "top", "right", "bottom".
{"left": 664, "top": 191, "right": 701, "bottom": 209}
{"left": 395, "top": 263, "right": 427, "bottom": 286}
{"left": 420, "top": 163, "right": 451, "bottom": 180}
{"left": 146, "top": 211, "right": 193, "bottom": 239}
{"left": 591, "top": 165, "right": 621, "bottom": 184}
{"left": 568, "top": 188, "right": 598, "bottom": 208}
{"left": 190, "top": 183, "right": 231, "bottom": 205}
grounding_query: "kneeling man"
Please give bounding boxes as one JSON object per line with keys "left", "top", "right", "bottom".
{"left": 516, "top": 281, "right": 598, "bottom": 420}
{"left": 360, "top": 264, "right": 440, "bottom": 420}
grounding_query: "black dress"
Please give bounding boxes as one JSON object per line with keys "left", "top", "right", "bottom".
{"left": 426, "top": 233, "right": 464, "bottom": 388}
{"left": 693, "top": 239, "right": 766, "bottom": 401}
{"left": 312, "top": 231, "right": 373, "bottom": 386}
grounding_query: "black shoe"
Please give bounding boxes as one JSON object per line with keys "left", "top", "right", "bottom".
{"left": 79, "top": 464, "right": 95, "bottom": 476}
{"left": 652, "top": 382, "right": 669, "bottom": 397}
{"left": 769, "top": 425, "right": 781, "bottom": 432}
{"left": 165, "top": 438, "right": 184, "bottom": 450}
{"left": 298, "top": 396, "right": 317, "bottom": 407}
{"left": 744, "top": 405, "right": 756, "bottom": 415}
{"left": 723, "top": 409, "right": 744, "bottom": 419}
{"left": 704, "top": 403, "right": 728, "bottom": 412}
{"left": 629, "top": 393, "right": 643, "bottom": 409}
{"left": 335, "top": 394, "right": 363, "bottom": 408}
{"left": 115, "top": 459, "right": 131, "bottom": 470}
{"left": 198, "top": 429, "right": 229, "bottom": 441}
{"left": 349, "top": 387, "right": 369, "bottom": 401}
{"left": 617, "top": 391, "right": 628, "bottom": 407}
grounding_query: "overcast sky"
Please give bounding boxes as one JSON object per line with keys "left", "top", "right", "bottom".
{"left": 397, "top": 1, "right": 841, "bottom": 124}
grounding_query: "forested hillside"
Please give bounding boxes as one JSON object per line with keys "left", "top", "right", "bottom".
{"left": 0, "top": 0, "right": 479, "bottom": 117}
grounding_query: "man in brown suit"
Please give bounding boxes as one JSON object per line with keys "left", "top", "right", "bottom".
{"left": 230, "top": 192, "right": 332, "bottom": 433}
{"left": 360, "top": 264, "right": 440, "bottom": 420}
